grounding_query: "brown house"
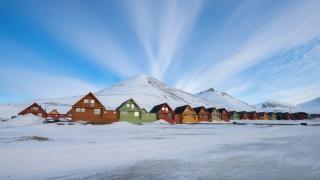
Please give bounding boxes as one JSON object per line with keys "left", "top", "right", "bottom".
{"left": 18, "top": 103, "right": 47, "bottom": 118}
{"left": 174, "top": 105, "right": 198, "bottom": 123}
{"left": 71, "top": 92, "right": 118, "bottom": 124}
{"left": 150, "top": 103, "right": 178, "bottom": 124}
{"left": 239, "top": 111, "right": 248, "bottom": 120}
{"left": 248, "top": 111, "right": 258, "bottom": 120}
{"left": 218, "top": 108, "right": 229, "bottom": 122}
{"left": 193, "top": 106, "right": 210, "bottom": 122}
{"left": 281, "top": 112, "right": 292, "bottom": 120}
{"left": 258, "top": 112, "right": 269, "bottom": 120}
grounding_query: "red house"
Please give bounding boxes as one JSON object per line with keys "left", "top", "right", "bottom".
{"left": 239, "top": 111, "right": 248, "bottom": 120}
{"left": 218, "top": 108, "right": 229, "bottom": 122}
{"left": 150, "top": 103, "right": 178, "bottom": 124}
{"left": 18, "top": 103, "right": 47, "bottom": 118}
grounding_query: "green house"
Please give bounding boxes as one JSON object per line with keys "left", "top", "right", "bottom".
{"left": 207, "top": 107, "right": 221, "bottom": 121}
{"left": 117, "top": 99, "right": 156, "bottom": 124}
{"left": 229, "top": 111, "right": 240, "bottom": 120}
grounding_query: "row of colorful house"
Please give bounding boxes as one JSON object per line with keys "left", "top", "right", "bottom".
{"left": 18, "top": 92, "right": 317, "bottom": 124}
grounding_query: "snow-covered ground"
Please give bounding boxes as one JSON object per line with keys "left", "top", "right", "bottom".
{"left": 1, "top": 116, "right": 320, "bottom": 180}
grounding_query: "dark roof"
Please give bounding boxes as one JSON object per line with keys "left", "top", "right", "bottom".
{"left": 150, "top": 103, "right": 171, "bottom": 113}
{"left": 116, "top": 98, "right": 140, "bottom": 110}
{"left": 174, "top": 105, "right": 189, "bottom": 114}
{"left": 207, "top": 107, "right": 218, "bottom": 113}
{"left": 218, "top": 108, "right": 228, "bottom": 113}
{"left": 193, "top": 106, "right": 206, "bottom": 113}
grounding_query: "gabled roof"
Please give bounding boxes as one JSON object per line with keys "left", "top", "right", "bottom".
{"left": 174, "top": 105, "right": 191, "bottom": 114}
{"left": 150, "top": 103, "right": 172, "bottom": 113}
{"left": 207, "top": 107, "right": 218, "bottom": 113}
{"left": 72, "top": 92, "right": 105, "bottom": 109}
{"left": 218, "top": 108, "right": 228, "bottom": 113}
{"left": 193, "top": 106, "right": 208, "bottom": 114}
{"left": 116, "top": 98, "right": 141, "bottom": 110}
{"left": 18, "top": 103, "right": 44, "bottom": 114}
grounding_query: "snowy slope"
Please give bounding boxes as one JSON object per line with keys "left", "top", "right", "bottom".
{"left": 195, "top": 88, "right": 255, "bottom": 111}
{"left": 94, "top": 75, "right": 218, "bottom": 110}
{"left": 255, "top": 100, "right": 302, "bottom": 113}
{"left": 298, "top": 97, "right": 320, "bottom": 113}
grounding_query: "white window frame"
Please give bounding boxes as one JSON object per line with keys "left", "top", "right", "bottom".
{"left": 134, "top": 111, "right": 140, "bottom": 117}
{"left": 76, "top": 108, "right": 81, "bottom": 112}
{"left": 84, "top": 99, "right": 89, "bottom": 103}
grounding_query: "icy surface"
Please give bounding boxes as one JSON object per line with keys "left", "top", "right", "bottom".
{"left": 1, "top": 116, "right": 320, "bottom": 180}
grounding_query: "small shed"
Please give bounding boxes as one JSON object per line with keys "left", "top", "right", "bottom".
{"left": 150, "top": 103, "right": 177, "bottom": 124}
{"left": 218, "top": 108, "right": 229, "bottom": 122}
{"left": 174, "top": 105, "right": 198, "bottom": 123}
{"left": 47, "top": 109, "right": 66, "bottom": 120}
{"left": 18, "top": 103, "right": 47, "bottom": 118}
{"left": 207, "top": 107, "right": 221, "bottom": 121}
{"left": 229, "top": 111, "right": 240, "bottom": 120}
{"left": 193, "top": 106, "right": 210, "bottom": 122}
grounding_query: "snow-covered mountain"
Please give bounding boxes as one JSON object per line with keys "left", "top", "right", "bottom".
{"left": 93, "top": 75, "right": 218, "bottom": 110}
{"left": 298, "top": 97, "right": 320, "bottom": 114}
{"left": 254, "top": 100, "right": 302, "bottom": 113}
{"left": 195, "top": 88, "right": 255, "bottom": 111}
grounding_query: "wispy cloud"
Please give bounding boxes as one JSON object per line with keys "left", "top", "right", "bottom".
{"left": 176, "top": 0, "right": 320, "bottom": 93}
{"left": 127, "top": 0, "right": 204, "bottom": 80}
{"left": 21, "top": 1, "right": 141, "bottom": 78}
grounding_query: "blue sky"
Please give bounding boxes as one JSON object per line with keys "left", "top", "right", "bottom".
{"left": 0, "top": 0, "right": 319, "bottom": 105}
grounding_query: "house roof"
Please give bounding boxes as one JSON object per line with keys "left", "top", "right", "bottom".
{"left": 193, "top": 106, "right": 207, "bottom": 113}
{"left": 218, "top": 108, "right": 228, "bottom": 113}
{"left": 150, "top": 103, "right": 172, "bottom": 113}
{"left": 174, "top": 105, "right": 189, "bottom": 114}
{"left": 206, "top": 107, "right": 218, "bottom": 113}
{"left": 116, "top": 98, "right": 141, "bottom": 110}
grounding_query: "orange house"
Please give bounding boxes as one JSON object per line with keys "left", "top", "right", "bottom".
{"left": 71, "top": 92, "right": 118, "bottom": 124}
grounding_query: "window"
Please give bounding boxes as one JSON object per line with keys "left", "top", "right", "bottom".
{"left": 165, "top": 107, "right": 168, "bottom": 111}
{"left": 126, "top": 104, "right": 130, "bottom": 107}
{"left": 84, "top": 99, "right": 89, "bottom": 103}
{"left": 94, "top": 109, "right": 101, "bottom": 115}
{"left": 134, "top": 111, "right": 140, "bottom": 117}
{"left": 91, "top": 99, "right": 95, "bottom": 104}
{"left": 78, "top": 108, "right": 85, "bottom": 112}
{"left": 131, "top": 104, "right": 135, "bottom": 109}
{"left": 162, "top": 107, "right": 165, "bottom": 111}
{"left": 33, "top": 107, "right": 39, "bottom": 111}
{"left": 76, "top": 108, "right": 81, "bottom": 112}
